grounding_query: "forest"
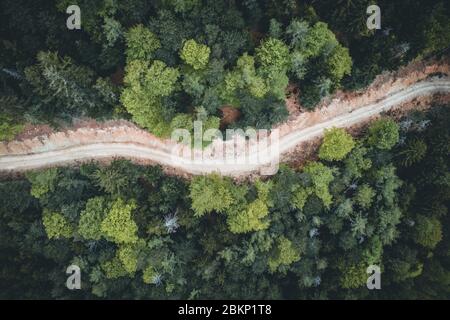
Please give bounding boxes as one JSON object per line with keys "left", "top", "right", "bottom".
{"left": 0, "top": 0, "right": 449, "bottom": 299}
{"left": 1, "top": 105, "right": 449, "bottom": 299}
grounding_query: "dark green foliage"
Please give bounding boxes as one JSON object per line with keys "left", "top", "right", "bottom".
{"left": 233, "top": 93, "right": 289, "bottom": 129}
{"left": 1, "top": 107, "right": 449, "bottom": 299}
{"left": 367, "top": 118, "right": 400, "bottom": 150}
{"left": 1, "top": 0, "right": 449, "bottom": 301}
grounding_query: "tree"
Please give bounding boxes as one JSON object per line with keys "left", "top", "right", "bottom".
{"left": 102, "top": 16, "right": 124, "bottom": 48}
{"left": 302, "top": 22, "right": 336, "bottom": 59}
{"left": 0, "top": 95, "right": 26, "bottom": 139}
{"left": 398, "top": 138, "right": 427, "bottom": 167}
{"left": 226, "top": 180, "right": 272, "bottom": 234}
{"left": 117, "top": 243, "right": 140, "bottom": 274}
{"left": 121, "top": 59, "right": 180, "bottom": 136}
{"left": 374, "top": 165, "right": 403, "bottom": 207}
{"left": 78, "top": 197, "right": 108, "bottom": 240}
{"left": 354, "top": 184, "right": 375, "bottom": 209}
{"left": 338, "top": 261, "right": 368, "bottom": 289}
{"left": 189, "top": 173, "right": 235, "bottom": 217}
{"left": 92, "top": 160, "right": 136, "bottom": 196}
{"left": 367, "top": 118, "right": 400, "bottom": 150}
{"left": 227, "top": 199, "right": 270, "bottom": 234}
{"left": 255, "top": 37, "right": 290, "bottom": 73}
{"left": 283, "top": 18, "right": 353, "bottom": 109}
{"left": 342, "top": 145, "right": 372, "bottom": 180}
{"left": 0, "top": 113, "right": 24, "bottom": 141}
{"left": 418, "top": 3, "right": 450, "bottom": 56}
{"left": 161, "top": 0, "right": 200, "bottom": 13}
{"left": 303, "top": 162, "right": 335, "bottom": 208}
{"left": 100, "top": 198, "right": 138, "bottom": 244}
{"left": 289, "top": 50, "right": 308, "bottom": 80}
{"left": 285, "top": 19, "right": 309, "bottom": 49}
{"left": 170, "top": 113, "right": 194, "bottom": 133}
{"left": 235, "top": 93, "right": 288, "bottom": 129}
{"left": 26, "top": 168, "right": 59, "bottom": 199}
{"left": 325, "top": 44, "right": 352, "bottom": 83}
{"left": 319, "top": 127, "right": 355, "bottom": 161}
{"left": 147, "top": 9, "right": 192, "bottom": 65}
{"left": 268, "top": 237, "right": 300, "bottom": 273}
{"left": 414, "top": 215, "right": 443, "bottom": 249}
{"left": 180, "top": 39, "right": 211, "bottom": 70}
{"left": 142, "top": 265, "right": 159, "bottom": 284}
{"left": 264, "top": 69, "right": 289, "bottom": 100}
{"left": 268, "top": 19, "right": 283, "bottom": 39}
{"left": 299, "top": 77, "right": 331, "bottom": 109}
{"left": 24, "top": 51, "right": 101, "bottom": 116}
{"left": 181, "top": 71, "right": 206, "bottom": 100}
{"left": 125, "top": 24, "right": 161, "bottom": 61}
{"left": 221, "top": 53, "right": 268, "bottom": 104}
{"left": 101, "top": 256, "right": 128, "bottom": 279}
{"left": 292, "top": 186, "right": 311, "bottom": 211}
{"left": 42, "top": 210, "right": 73, "bottom": 239}
{"left": 94, "top": 77, "right": 119, "bottom": 106}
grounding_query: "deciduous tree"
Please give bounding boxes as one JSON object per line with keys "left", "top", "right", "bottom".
{"left": 125, "top": 24, "right": 161, "bottom": 61}
{"left": 414, "top": 215, "right": 443, "bottom": 249}
{"left": 78, "top": 197, "right": 108, "bottom": 240}
{"left": 268, "top": 237, "right": 300, "bottom": 273}
{"left": 367, "top": 118, "right": 400, "bottom": 150}
{"left": 42, "top": 210, "right": 73, "bottom": 239}
{"left": 319, "top": 127, "right": 355, "bottom": 161}
{"left": 189, "top": 173, "right": 235, "bottom": 217}
{"left": 180, "top": 39, "right": 211, "bottom": 70}
{"left": 100, "top": 198, "right": 138, "bottom": 244}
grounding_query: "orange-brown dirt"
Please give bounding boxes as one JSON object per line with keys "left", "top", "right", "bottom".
{"left": 281, "top": 93, "right": 450, "bottom": 173}
{"left": 219, "top": 106, "right": 241, "bottom": 129}
{"left": 1, "top": 57, "right": 449, "bottom": 180}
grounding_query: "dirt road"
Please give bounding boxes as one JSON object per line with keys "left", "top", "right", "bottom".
{"left": 1, "top": 78, "right": 449, "bottom": 176}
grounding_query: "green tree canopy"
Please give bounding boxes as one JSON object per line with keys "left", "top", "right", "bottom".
{"left": 121, "top": 59, "right": 180, "bottom": 136}
{"left": 226, "top": 180, "right": 272, "bottom": 234}
{"left": 26, "top": 168, "right": 59, "bottom": 199}
{"left": 222, "top": 53, "right": 268, "bottom": 104}
{"left": 0, "top": 114, "right": 24, "bottom": 141}
{"left": 101, "top": 256, "right": 129, "bottom": 279}
{"left": 338, "top": 261, "right": 368, "bottom": 289}
{"left": 398, "top": 138, "right": 427, "bottom": 167}
{"left": 180, "top": 39, "right": 211, "bottom": 70}
{"left": 100, "top": 198, "right": 138, "bottom": 244}
{"left": 354, "top": 184, "right": 375, "bottom": 209}
{"left": 42, "top": 210, "right": 73, "bottom": 239}
{"left": 319, "top": 127, "right": 355, "bottom": 161}
{"left": 325, "top": 44, "right": 352, "bottom": 83}
{"left": 189, "top": 173, "right": 235, "bottom": 217}
{"left": 268, "top": 237, "right": 300, "bottom": 273}
{"left": 304, "top": 161, "right": 335, "bottom": 208}
{"left": 125, "top": 24, "right": 161, "bottom": 61}
{"left": 255, "top": 37, "right": 290, "bottom": 73}
{"left": 24, "top": 51, "right": 104, "bottom": 116}
{"left": 414, "top": 215, "right": 443, "bottom": 249}
{"left": 302, "top": 22, "right": 336, "bottom": 59}
{"left": 78, "top": 197, "right": 108, "bottom": 240}
{"left": 117, "top": 243, "right": 141, "bottom": 274}
{"left": 367, "top": 118, "right": 400, "bottom": 150}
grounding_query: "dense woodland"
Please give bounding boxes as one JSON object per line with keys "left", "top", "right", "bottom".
{"left": 0, "top": 1, "right": 449, "bottom": 299}
{"left": 1, "top": 0, "right": 450, "bottom": 138}
{"left": 1, "top": 105, "right": 449, "bottom": 299}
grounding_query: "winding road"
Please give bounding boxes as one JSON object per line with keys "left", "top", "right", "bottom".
{"left": 1, "top": 78, "right": 450, "bottom": 176}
